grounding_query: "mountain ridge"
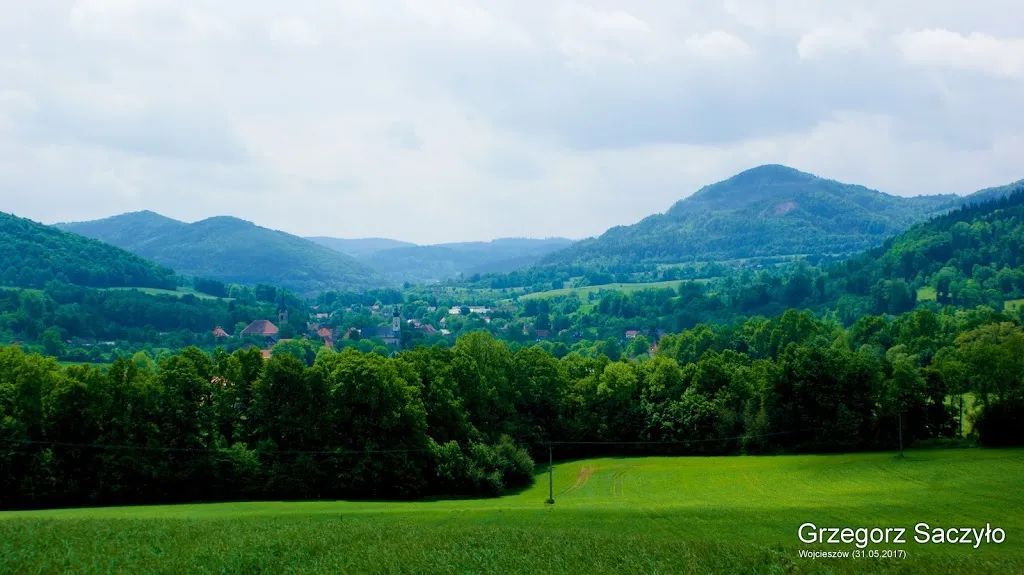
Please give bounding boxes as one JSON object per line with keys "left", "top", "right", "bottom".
{"left": 539, "top": 164, "right": 968, "bottom": 270}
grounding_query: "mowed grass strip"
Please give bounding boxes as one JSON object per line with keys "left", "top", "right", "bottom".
{"left": 1, "top": 449, "right": 1022, "bottom": 574}
{"left": 102, "top": 287, "right": 228, "bottom": 300}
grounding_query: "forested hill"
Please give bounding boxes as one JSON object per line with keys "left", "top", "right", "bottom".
{"left": 0, "top": 211, "right": 176, "bottom": 289}
{"left": 305, "top": 237, "right": 416, "bottom": 257}
{"left": 540, "top": 164, "right": 960, "bottom": 270}
{"left": 58, "top": 212, "right": 384, "bottom": 294}
{"left": 316, "top": 237, "right": 575, "bottom": 285}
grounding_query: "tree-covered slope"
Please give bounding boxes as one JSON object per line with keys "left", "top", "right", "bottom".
{"left": 0, "top": 211, "right": 177, "bottom": 289}
{"left": 356, "top": 238, "right": 575, "bottom": 284}
{"left": 58, "top": 213, "right": 384, "bottom": 294}
{"left": 541, "top": 165, "right": 960, "bottom": 269}
{"left": 305, "top": 237, "right": 417, "bottom": 257}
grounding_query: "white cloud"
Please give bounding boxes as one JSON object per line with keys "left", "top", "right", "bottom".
{"left": 797, "top": 27, "right": 869, "bottom": 59}
{"left": 268, "top": 17, "right": 319, "bottom": 47}
{"left": 553, "top": 4, "right": 662, "bottom": 67}
{"left": 404, "top": 0, "right": 535, "bottom": 50}
{"left": 0, "top": 1, "right": 1022, "bottom": 243}
{"left": 895, "top": 29, "right": 1024, "bottom": 78}
{"left": 684, "top": 30, "right": 754, "bottom": 60}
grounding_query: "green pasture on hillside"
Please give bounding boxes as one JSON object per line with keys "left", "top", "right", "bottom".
{"left": 102, "top": 287, "right": 228, "bottom": 300}
{"left": 1005, "top": 298, "right": 1024, "bottom": 313}
{"left": 520, "top": 279, "right": 711, "bottom": 301}
{"left": 1, "top": 449, "right": 1022, "bottom": 574}
{"left": 917, "top": 286, "right": 937, "bottom": 301}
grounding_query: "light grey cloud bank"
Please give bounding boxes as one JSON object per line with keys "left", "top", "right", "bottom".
{"left": 1, "top": 0, "right": 1022, "bottom": 243}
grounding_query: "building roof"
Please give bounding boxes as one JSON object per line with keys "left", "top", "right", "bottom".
{"left": 417, "top": 324, "right": 437, "bottom": 334}
{"left": 317, "top": 327, "right": 332, "bottom": 338}
{"left": 625, "top": 330, "right": 641, "bottom": 337}
{"left": 315, "top": 313, "right": 329, "bottom": 319}
{"left": 212, "top": 326, "right": 229, "bottom": 338}
{"left": 360, "top": 326, "right": 397, "bottom": 339}
{"left": 535, "top": 330, "right": 551, "bottom": 338}
{"left": 261, "top": 349, "right": 272, "bottom": 359}
{"left": 241, "top": 320, "right": 279, "bottom": 336}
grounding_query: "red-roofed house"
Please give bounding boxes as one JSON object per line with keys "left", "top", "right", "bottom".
{"left": 212, "top": 326, "right": 229, "bottom": 338}
{"left": 261, "top": 349, "right": 272, "bottom": 359}
{"left": 625, "top": 330, "right": 641, "bottom": 339}
{"left": 317, "top": 327, "right": 333, "bottom": 338}
{"left": 242, "top": 320, "right": 279, "bottom": 344}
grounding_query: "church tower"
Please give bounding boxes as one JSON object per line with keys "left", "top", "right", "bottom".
{"left": 391, "top": 309, "right": 401, "bottom": 336}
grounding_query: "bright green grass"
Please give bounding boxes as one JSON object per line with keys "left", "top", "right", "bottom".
{"left": 102, "top": 287, "right": 228, "bottom": 300}
{"left": 1005, "top": 298, "right": 1024, "bottom": 312}
{"left": 1, "top": 449, "right": 1021, "bottom": 574}
{"left": 917, "top": 286, "right": 937, "bottom": 301}
{"left": 521, "top": 279, "right": 711, "bottom": 301}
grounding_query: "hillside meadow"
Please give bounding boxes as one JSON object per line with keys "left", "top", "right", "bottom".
{"left": 1, "top": 449, "right": 1021, "bottom": 574}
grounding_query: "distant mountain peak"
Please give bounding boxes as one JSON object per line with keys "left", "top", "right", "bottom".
{"left": 541, "top": 166, "right": 963, "bottom": 269}
{"left": 674, "top": 165, "right": 858, "bottom": 215}
{"left": 730, "top": 164, "right": 814, "bottom": 181}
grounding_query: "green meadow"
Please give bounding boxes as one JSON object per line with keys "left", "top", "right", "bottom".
{"left": 1, "top": 449, "right": 1021, "bottom": 574}
{"left": 102, "top": 286, "right": 228, "bottom": 300}
{"left": 917, "top": 286, "right": 937, "bottom": 301}
{"left": 519, "top": 279, "right": 711, "bottom": 301}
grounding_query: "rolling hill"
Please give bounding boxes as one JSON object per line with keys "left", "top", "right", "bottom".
{"left": 305, "top": 237, "right": 416, "bottom": 257}
{"left": 352, "top": 238, "right": 575, "bottom": 284}
{"left": 540, "top": 164, "right": 962, "bottom": 270}
{"left": 57, "top": 212, "right": 384, "bottom": 294}
{"left": 0, "top": 211, "right": 177, "bottom": 289}
{"left": 309, "top": 236, "right": 575, "bottom": 284}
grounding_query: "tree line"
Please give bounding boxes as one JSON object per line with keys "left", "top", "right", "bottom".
{"left": 2, "top": 307, "right": 1021, "bottom": 511}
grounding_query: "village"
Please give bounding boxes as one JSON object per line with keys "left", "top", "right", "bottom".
{"left": 212, "top": 302, "right": 664, "bottom": 360}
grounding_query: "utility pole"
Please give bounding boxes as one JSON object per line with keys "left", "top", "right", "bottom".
{"left": 546, "top": 444, "right": 554, "bottom": 505}
{"left": 898, "top": 412, "right": 904, "bottom": 458}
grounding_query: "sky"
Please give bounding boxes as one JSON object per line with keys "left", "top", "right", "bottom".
{"left": 1, "top": 1, "right": 1023, "bottom": 244}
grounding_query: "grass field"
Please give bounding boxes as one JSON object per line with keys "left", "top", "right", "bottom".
{"left": 520, "top": 279, "right": 711, "bottom": 301}
{"left": 917, "top": 286, "right": 937, "bottom": 301}
{"left": 1005, "top": 298, "right": 1024, "bottom": 313}
{"left": 102, "top": 287, "right": 228, "bottom": 300}
{"left": 1, "top": 449, "right": 1021, "bottom": 574}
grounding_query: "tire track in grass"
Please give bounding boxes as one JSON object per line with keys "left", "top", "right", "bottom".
{"left": 609, "top": 469, "right": 628, "bottom": 497}
{"left": 562, "top": 465, "right": 596, "bottom": 496}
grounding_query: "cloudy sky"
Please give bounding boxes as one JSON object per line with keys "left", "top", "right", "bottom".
{"left": 1, "top": 1, "right": 1022, "bottom": 244}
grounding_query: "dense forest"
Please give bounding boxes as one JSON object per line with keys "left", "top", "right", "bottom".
{"left": 58, "top": 212, "right": 383, "bottom": 294}
{"left": 0, "top": 211, "right": 177, "bottom": 290}
{"left": 0, "top": 282, "right": 314, "bottom": 362}
{"left": 2, "top": 305, "right": 1021, "bottom": 510}
{"left": 314, "top": 237, "right": 575, "bottom": 285}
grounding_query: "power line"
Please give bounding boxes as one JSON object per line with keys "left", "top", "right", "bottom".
{"left": 546, "top": 430, "right": 796, "bottom": 446}
{"left": 0, "top": 437, "right": 434, "bottom": 455}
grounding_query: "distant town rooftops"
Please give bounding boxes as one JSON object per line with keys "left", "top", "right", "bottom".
{"left": 241, "top": 320, "right": 279, "bottom": 336}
